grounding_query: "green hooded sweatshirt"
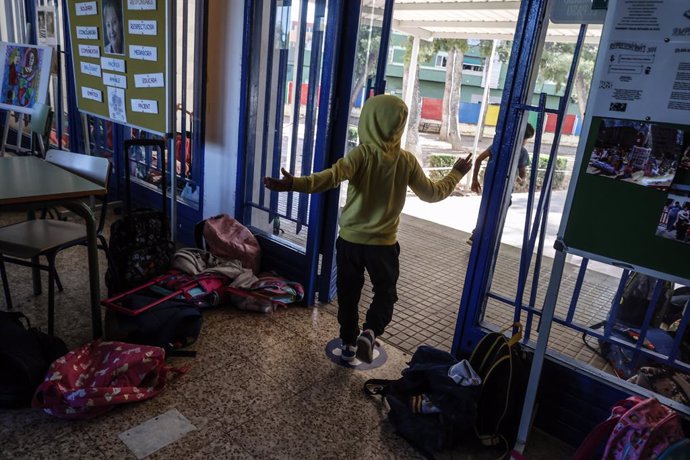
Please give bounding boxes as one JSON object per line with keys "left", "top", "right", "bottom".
{"left": 291, "top": 94, "right": 463, "bottom": 245}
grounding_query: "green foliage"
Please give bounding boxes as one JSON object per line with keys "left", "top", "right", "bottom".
{"left": 347, "top": 126, "right": 359, "bottom": 146}
{"left": 426, "top": 154, "right": 570, "bottom": 190}
{"left": 534, "top": 155, "right": 569, "bottom": 191}
{"left": 427, "top": 154, "right": 457, "bottom": 180}
{"left": 433, "top": 38, "right": 469, "bottom": 55}
{"left": 496, "top": 41, "right": 597, "bottom": 96}
{"left": 403, "top": 36, "right": 435, "bottom": 65}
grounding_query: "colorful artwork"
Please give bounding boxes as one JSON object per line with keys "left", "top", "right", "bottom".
{"left": 0, "top": 43, "right": 52, "bottom": 113}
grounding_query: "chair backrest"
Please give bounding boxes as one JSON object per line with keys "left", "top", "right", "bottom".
{"left": 45, "top": 149, "right": 111, "bottom": 188}
{"left": 30, "top": 102, "right": 52, "bottom": 135}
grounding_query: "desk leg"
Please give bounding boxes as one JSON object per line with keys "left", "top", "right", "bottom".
{"left": 65, "top": 201, "right": 102, "bottom": 339}
{"left": 27, "top": 209, "right": 42, "bottom": 295}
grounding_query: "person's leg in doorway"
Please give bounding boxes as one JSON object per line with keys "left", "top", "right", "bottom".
{"left": 336, "top": 238, "right": 365, "bottom": 362}
{"left": 358, "top": 242, "right": 400, "bottom": 363}
{"left": 468, "top": 197, "right": 514, "bottom": 245}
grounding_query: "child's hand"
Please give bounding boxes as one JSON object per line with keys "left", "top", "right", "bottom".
{"left": 264, "top": 168, "right": 294, "bottom": 192}
{"left": 471, "top": 179, "right": 482, "bottom": 194}
{"left": 452, "top": 154, "right": 472, "bottom": 175}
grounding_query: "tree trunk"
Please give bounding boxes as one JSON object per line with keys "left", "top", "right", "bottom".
{"left": 448, "top": 50, "right": 463, "bottom": 149}
{"left": 350, "top": 76, "right": 365, "bottom": 109}
{"left": 349, "top": 53, "right": 379, "bottom": 108}
{"left": 406, "top": 71, "right": 423, "bottom": 162}
{"left": 439, "top": 51, "right": 455, "bottom": 142}
{"left": 402, "top": 61, "right": 409, "bottom": 105}
{"left": 574, "top": 71, "right": 588, "bottom": 123}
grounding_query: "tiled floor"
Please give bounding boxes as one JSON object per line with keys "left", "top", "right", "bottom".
{"left": 0, "top": 209, "right": 580, "bottom": 459}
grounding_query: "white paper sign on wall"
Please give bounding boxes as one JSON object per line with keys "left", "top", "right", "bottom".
{"left": 103, "top": 72, "right": 127, "bottom": 89}
{"left": 80, "top": 61, "right": 102, "bottom": 77}
{"left": 78, "top": 44, "right": 100, "bottom": 58}
{"left": 82, "top": 86, "right": 103, "bottom": 102}
{"left": 127, "top": 0, "right": 157, "bottom": 10}
{"left": 128, "top": 20, "right": 157, "bottom": 36}
{"left": 76, "top": 26, "right": 98, "bottom": 40}
{"left": 101, "top": 57, "right": 126, "bottom": 73}
{"left": 129, "top": 45, "right": 157, "bottom": 62}
{"left": 131, "top": 99, "right": 159, "bottom": 114}
{"left": 75, "top": 1, "right": 97, "bottom": 16}
{"left": 134, "top": 73, "right": 164, "bottom": 88}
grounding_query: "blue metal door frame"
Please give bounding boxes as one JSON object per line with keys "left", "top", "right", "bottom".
{"left": 448, "top": 0, "right": 639, "bottom": 447}
{"left": 237, "top": 0, "right": 352, "bottom": 305}
{"left": 317, "top": 0, "right": 397, "bottom": 302}
{"left": 452, "top": 0, "right": 551, "bottom": 354}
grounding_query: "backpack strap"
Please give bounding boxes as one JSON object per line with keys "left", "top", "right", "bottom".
{"left": 572, "top": 417, "right": 619, "bottom": 460}
{"left": 503, "top": 322, "right": 523, "bottom": 346}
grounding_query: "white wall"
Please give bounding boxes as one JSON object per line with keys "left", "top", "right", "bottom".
{"left": 202, "top": 0, "right": 244, "bottom": 217}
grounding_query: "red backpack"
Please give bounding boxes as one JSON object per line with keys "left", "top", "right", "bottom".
{"left": 573, "top": 396, "right": 684, "bottom": 460}
{"left": 32, "top": 341, "right": 185, "bottom": 419}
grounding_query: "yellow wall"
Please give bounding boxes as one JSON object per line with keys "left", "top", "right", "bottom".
{"left": 484, "top": 104, "right": 500, "bottom": 126}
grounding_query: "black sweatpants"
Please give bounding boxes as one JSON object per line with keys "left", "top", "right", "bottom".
{"left": 336, "top": 237, "right": 400, "bottom": 345}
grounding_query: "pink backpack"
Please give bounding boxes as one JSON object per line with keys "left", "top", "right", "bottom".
{"left": 32, "top": 341, "right": 185, "bottom": 419}
{"left": 201, "top": 214, "right": 261, "bottom": 274}
{"left": 223, "top": 273, "right": 304, "bottom": 313}
{"left": 573, "top": 396, "right": 684, "bottom": 460}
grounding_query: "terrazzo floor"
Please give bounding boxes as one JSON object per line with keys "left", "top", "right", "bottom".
{"left": 0, "top": 209, "right": 575, "bottom": 459}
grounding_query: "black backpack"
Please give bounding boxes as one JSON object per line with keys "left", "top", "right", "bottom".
{"left": 0, "top": 312, "right": 68, "bottom": 408}
{"left": 363, "top": 345, "right": 479, "bottom": 459}
{"left": 615, "top": 272, "right": 673, "bottom": 329}
{"left": 104, "top": 295, "right": 202, "bottom": 356}
{"left": 467, "top": 323, "right": 529, "bottom": 449}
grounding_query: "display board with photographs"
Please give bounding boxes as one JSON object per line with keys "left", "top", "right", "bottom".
{"left": 66, "top": 0, "right": 168, "bottom": 134}
{"left": 564, "top": 116, "right": 690, "bottom": 283}
{"left": 0, "top": 42, "right": 53, "bottom": 114}
{"left": 36, "top": 2, "right": 58, "bottom": 46}
{"left": 561, "top": 0, "right": 690, "bottom": 284}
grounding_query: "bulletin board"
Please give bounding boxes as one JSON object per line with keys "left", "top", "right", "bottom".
{"left": 66, "top": 0, "right": 168, "bottom": 135}
{"left": 0, "top": 42, "right": 53, "bottom": 114}
{"left": 560, "top": 0, "right": 690, "bottom": 284}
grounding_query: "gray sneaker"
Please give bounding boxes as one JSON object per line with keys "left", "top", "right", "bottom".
{"left": 356, "top": 329, "right": 375, "bottom": 363}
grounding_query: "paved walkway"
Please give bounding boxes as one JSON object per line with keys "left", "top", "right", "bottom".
{"left": 325, "top": 199, "right": 620, "bottom": 374}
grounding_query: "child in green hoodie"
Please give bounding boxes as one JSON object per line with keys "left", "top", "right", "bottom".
{"left": 264, "top": 94, "right": 471, "bottom": 363}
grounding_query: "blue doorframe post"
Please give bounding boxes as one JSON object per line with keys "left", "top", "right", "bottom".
{"left": 317, "top": 0, "right": 362, "bottom": 302}
{"left": 373, "top": 0, "right": 394, "bottom": 95}
{"left": 451, "top": 0, "right": 551, "bottom": 355}
{"left": 61, "top": 0, "right": 85, "bottom": 153}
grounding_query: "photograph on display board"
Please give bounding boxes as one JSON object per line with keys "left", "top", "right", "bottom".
{"left": 107, "top": 86, "right": 127, "bottom": 123}
{"left": 46, "top": 11, "right": 55, "bottom": 40}
{"left": 586, "top": 118, "right": 689, "bottom": 190}
{"left": 102, "top": 0, "right": 125, "bottom": 55}
{"left": 680, "top": 147, "right": 690, "bottom": 171}
{"left": 656, "top": 182, "right": 690, "bottom": 244}
{"left": 1, "top": 45, "right": 45, "bottom": 109}
{"left": 38, "top": 11, "right": 46, "bottom": 40}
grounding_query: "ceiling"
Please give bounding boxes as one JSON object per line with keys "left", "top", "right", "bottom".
{"left": 362, "top": 0, "right": 603, "bottom": 44}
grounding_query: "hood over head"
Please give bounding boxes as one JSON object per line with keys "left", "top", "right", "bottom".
{"left": 357, "top": 94, "right": 408, "bottom": 153}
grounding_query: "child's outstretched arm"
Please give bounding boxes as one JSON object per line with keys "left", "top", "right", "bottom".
{"left": 264, "top": 168, "right": 294, "bottom": 192}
